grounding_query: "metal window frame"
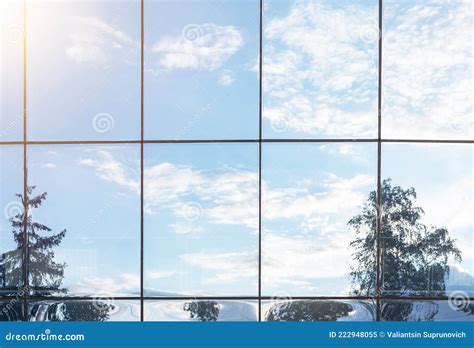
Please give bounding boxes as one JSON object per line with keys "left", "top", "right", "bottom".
{"left": 0, "top": 0, "right": 473, "bottom": 322}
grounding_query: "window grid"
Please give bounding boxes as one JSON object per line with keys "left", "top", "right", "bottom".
{"left": 0, "top": 0, "right": 472, "bottom": 322}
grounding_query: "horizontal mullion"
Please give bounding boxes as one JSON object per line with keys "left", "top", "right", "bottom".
{"left": 1, "top": 139, "right": 472, "bottom": 146}
{"left": 381, "top": 139, "right": 474, "bottom": 144}
{"left": 1, "top": 295, "right": 469, "bottom": 301}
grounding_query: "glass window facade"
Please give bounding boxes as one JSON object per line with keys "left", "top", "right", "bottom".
{"left": 0, "top": 0, "right": 472, "bottom": 322}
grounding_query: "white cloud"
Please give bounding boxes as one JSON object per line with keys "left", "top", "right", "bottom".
{"left": 152, "top": 23, "right": 243, "bottom": 71}
{"left": 147, "top": 270, "right": 181, "bottom": 280}
{"left": 65, "top": 16, "right": 137, "bottom": 64}
{"left": 263, "top": 1, "right": 378, "bottom": 137}
{"left": 262, "top": 233, "right": 351, "bottom": 293}
{"left": 78, "top": 149, "right": 377, "bottom": 289}
{"left": 72, "top": 273, "right": 139, "bottom": 296}
{"left": 79, "top": 149, "right": 140, "bottom": 193}
{"left": 168, "top": 223, "right": 204, "bottom": 235}
{"left": 382, "top": 0, "right": 473, "bottom": 139}
{"left": 218, "top": 70, "right": 235, "bottom": 86}
{"left": 80, "top": 150, "right": 258, "bottom": 230}
{"left": 41, "top": 163, "right": 57, "bottom": 169}
{"left": 420, "top": 175, "right": 473, "bottom": 232}
{"left": 263, "top": 174, "right": 373, "bottom": 221}
{"left": 180, "top": 251, "right": 257, "bottom": 284}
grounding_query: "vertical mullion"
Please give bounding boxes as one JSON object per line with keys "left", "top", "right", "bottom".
{"left": 140, "top": 0, "right": 145, "bottom": 322}
{"left": 376, "top": 0, "right": 383, "bottom": 322}
{"left": 258, "top": 0, "right": 263, "bottom": 322}
{"left": 22, "top": 0, "right": 28, "bottom": 322}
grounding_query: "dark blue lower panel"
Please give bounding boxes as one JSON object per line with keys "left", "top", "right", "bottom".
{"left": 0, "top": 322, "right": 472, "bottom": 348}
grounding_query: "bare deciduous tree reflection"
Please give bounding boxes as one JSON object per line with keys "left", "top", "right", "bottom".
{"left": 266, "top": 179, "right": 464, "bottom": 321}
{"left": 183, "top": 300, "right": 220, "bottom": 321}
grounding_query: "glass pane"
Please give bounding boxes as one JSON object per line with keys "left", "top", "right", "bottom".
{"left": 145, "top": 300, "right": 257, "bottom": 321}
{"left": 262, "top": 143, "right": 377, "bottom": 296}
{"left": 263, "top": 300, "right": 375, "bottom": 321}
{"left": 144, "top": 144, "right": 258, "bottom": 296}
{"left": 0, "top": 0, "right": 23, "bottom": 141}
{"left": 382, "top": 144, "right": 473, "bottom": 297}
{"left": 0, "top": 300, "right": 23, "bottom": 321}
{"left": 27, "top": 0, "right": 140, "bottom": 140}
{"left": 145, "top": 0, "right": 259, "bottom": 140}
{"left": 28, "top": 300, "right": 140, "bottom": 321}
{"left": 27, "top": 145, "right": 140, "bottom": 296}
{"left": 0, "top": 146, "right": 23, "bottom": 295}
{"left": 382, "top": 0, "right": 473, "bottom": 139}
{"left": 382, "top": 300, "right": 474, "bottom": 321}
{"left": 263, "top": 0, "right": 378, "bottom": 139}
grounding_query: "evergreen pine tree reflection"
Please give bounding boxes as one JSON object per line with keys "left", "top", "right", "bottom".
{"left": 0, "top": 186, "right": 113, "bottom": 321}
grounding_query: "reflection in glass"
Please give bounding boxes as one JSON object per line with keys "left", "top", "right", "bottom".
{"left": 27, "top": 0, "right": 140, "bottom": 140}
{"left": 145, "top": 0, "right": 259, "bottom": 140}
{"left": 263, "top": 300, "right": 375, "bottom": 321}
{"left": 144, "top": 144, "right": 259, "bottom": 296}
{"left": 28, "top": 300, "right": 140, "bottom": 321}
{"left": 0, "top": 301, "right": 23, "bottom": 321}
{"left": 263, "top": 0, "right": 378, "bottom": 139}
{"left": 28, "top": 145, "right": 141, "bottom": 296}
{"left": 349, "top": 178, "right": 462, "bottom": 297}
{"left": 0, "top": 146, "right": 23, "bottom": 295}
{"left": 0, "top": 0, "right": 23, "bottom": 141}
{"left": 382, "top": 301, "right": 474, "bottom": 322}
{"left": 13, "top": 186, "right": 67, "bottom": 296}
{"left": 382, "top": 144, "right": 473, "bottom": 296}
{"left": 145, "top": 300, "right": 257, "bottom": 321}
{"left": 383, "top": 0, "right": 473, "bottom": 139}
{"left": 262, "top": 143, "right": 376, "bottom": 296}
